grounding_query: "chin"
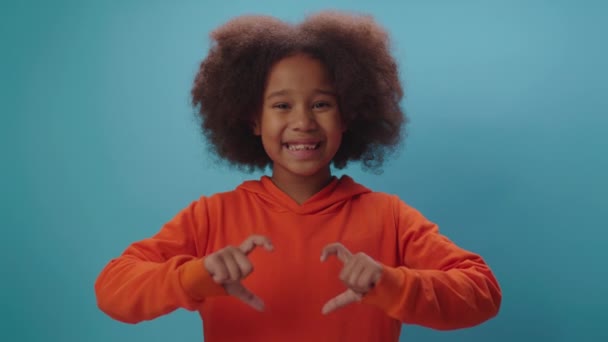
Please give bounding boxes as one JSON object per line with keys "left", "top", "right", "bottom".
{"left": 288, "top": 165, "right": 331, "bottom": 178}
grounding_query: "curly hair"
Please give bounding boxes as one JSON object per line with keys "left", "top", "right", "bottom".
{"left": 191, "top": 11, "right": 406, "bottom": 173}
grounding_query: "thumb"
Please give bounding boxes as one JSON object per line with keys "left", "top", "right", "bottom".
{"left": 322, "top": 289, "right": 362, "bottom": 315}
{"left": 225, "top": 282, "right": 265, "bottom": 312}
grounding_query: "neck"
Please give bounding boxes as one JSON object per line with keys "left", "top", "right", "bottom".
{"left": 270, "top": 168, "right": 333, "bottom": 205}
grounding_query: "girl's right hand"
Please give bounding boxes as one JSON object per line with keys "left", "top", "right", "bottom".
{"left": 203, "top": 235, "right": 274, "bottom": 311}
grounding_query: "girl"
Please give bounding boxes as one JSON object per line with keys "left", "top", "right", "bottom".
{"left": 95, "top": 11, "right": 501, "bottom": 342}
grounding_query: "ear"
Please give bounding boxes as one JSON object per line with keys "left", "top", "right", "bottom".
{"left": 340, "top": 120, "right": 347, "bottom": 133}
{"left": 252, "top": 119, "right": 261, "bottom": 136}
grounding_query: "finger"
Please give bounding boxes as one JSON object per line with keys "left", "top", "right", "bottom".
{"left": 339, "top": 256, "right": 360, "bottom": 283}
{"left": 320, "top": 243, "right": 352, "bottom": 263}
{"left": 356, "top": 266, "right": 379, "bottom": 293}
{"left": 346, "top": 260, "right": 368, "bottom": 293}
{"left": 220, "top": 252, "right": 242, "bottom": 282}
{"left": 205, "top": 255, "right": 229, "bottom": 283}
{"left": 321, "top": 289, "right": 362, "bottom": 315}
{"left": 226, "top": 283, "right": 265, "bottom": 312}
{"left": 232, "top": 249, "right": 254, "bottom": 278}
{"left": 239, "top": 235, "right": 274, "bottom": 255}
{"left": 358, "top": 267, "right": 381, "bottom": 292}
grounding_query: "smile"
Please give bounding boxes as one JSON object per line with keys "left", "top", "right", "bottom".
{"left": 284, "top": 143, "right": 320, "bottom": 151}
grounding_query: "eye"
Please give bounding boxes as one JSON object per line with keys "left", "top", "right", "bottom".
{"left": 313, "top": 102, "right": 331, "bottom": 109}
{"left": 273, "top": 103, "right": 290, "bottom": 110}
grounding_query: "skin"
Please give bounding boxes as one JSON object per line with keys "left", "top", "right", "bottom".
{"left": 204, "top": 235, "right": 274, "bottom": 311}
{"left": 204, "top": 54, "right": 383, "bottom": 314}
{"left": 254, "top": 53, "right": 345, "bottom": 205}
{"left": 320, "top": 243, "right": 382, "bottom": 314}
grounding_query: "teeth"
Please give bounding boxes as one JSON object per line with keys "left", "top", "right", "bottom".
{"left": 287, "top": 144, "right": 317, "bottom": 151}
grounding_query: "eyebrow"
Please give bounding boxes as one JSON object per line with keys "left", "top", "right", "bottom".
{"left": 265, "top": 89, "right": 337, "bottom": 100}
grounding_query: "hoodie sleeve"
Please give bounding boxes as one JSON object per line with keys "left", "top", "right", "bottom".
{"left": 94, "top": 198, "right": 226, "bottom": 324}
{"left": 361, "top": 197, "right": 502, "bottom": 330}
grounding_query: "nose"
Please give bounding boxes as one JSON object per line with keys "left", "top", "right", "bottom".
{"left": 291, "top": 106, "right": 318, "bottom": 131}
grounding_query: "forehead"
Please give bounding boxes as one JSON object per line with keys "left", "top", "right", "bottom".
{"left": 264, "top": 54, "right": 333, "bottom": 93}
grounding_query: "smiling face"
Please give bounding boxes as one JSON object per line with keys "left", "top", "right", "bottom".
{"left": 254, "top": 53, "right": 345, "bottom": 185}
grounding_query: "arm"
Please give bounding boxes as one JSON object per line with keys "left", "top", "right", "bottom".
{"left": 94, "top": 199, "right": 225, "bottom": 324}
{"left": 362, "top": 197, "right": 502, "bottom": 330}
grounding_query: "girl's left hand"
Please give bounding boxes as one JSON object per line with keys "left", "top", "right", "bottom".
{"left": 320, "top": 243, "right": 383, "bottom": 315}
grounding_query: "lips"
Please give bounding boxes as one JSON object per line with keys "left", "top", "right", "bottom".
{"left": 283, "top": 139, "right": 322, "bottom": 151}
{"left": 285, "top": 143, "right": 320, "bottom": 151}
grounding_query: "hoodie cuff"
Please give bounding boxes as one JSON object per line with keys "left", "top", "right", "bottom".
{"left": 361, "top": 265, "right": 413, "bottom": 312}
{"left": 179, "top": 257, "right": 227, "bottom": 301}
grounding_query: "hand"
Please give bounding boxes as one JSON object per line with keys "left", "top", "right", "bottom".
{"left": 204, "top": 235, "right": 274, "bottom": 311}
{"left": 320, "top": 243, "right": 382, "bottom": 315}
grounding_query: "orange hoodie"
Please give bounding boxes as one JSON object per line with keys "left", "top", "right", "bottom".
{"left": 95, "top": 175, "right": 501, "bottom": 342}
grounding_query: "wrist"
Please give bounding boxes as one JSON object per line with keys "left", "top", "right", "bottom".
{"left": 362, "top": 265, "right": 411, "bottom": 309}
{"left": 179, "top": 257, "right": 227, "bottom": 300}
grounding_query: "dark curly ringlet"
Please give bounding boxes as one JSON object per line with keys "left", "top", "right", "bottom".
{"left": 191, "top": 11, "right": 406, "bottom": 173}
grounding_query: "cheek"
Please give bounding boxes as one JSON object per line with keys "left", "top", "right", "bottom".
{"left": 262, "top": 114, "right": 283, "bottom": 131}
{"left": 325, "top": 129, "right": 344, "bottom": 154}
{"left": 327, "top": 118, "right": 346, "bottom": 140}
{"left": 260, "top": 124, "right": 283, "bottom": 153}
{"left": 331, "top": 133, "right": 344, "bottom": 151}
{"left": 259, "top": 136, "right": 278, "bottom": 162}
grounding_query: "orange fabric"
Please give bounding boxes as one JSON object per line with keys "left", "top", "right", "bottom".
{"left": 95, "top": 175, "right": 501, "bottom": 341}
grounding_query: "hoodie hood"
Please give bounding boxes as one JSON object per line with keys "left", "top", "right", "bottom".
{"left": 237, "top": 175, "right": 371, "bottom": 215}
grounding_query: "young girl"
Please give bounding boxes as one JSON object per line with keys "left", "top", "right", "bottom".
{"left": 95, "top": 11, "right": 501, "bottom": 342}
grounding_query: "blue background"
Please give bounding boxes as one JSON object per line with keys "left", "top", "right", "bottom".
{"left": 2, "top": 0, "right": 606, "bottom": 341}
